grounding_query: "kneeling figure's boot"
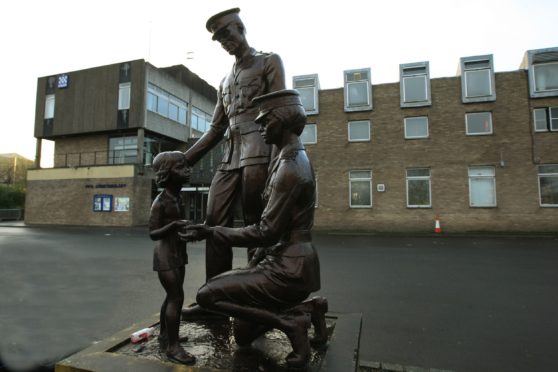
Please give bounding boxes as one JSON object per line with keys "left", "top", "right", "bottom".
{"left": 309, "top": 296, "right": 328, "bottom": 346}
{"left": 282, "top": 312, "right": 311, "bottom": 369}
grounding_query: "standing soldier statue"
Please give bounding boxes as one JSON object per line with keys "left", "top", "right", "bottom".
{"left": 182, "top": 8, "right": 286, "bottom": 317}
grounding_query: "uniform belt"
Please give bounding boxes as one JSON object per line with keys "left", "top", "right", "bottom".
{"left": 229, "top": 111, "right": 257, "bottom": 124}
{"left": 281, "top": 230, "right": 312, "bottom": 243}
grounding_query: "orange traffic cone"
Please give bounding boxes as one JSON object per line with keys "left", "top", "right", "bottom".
{"left": 434, "top": 215, "right": 442, "bottom": 234}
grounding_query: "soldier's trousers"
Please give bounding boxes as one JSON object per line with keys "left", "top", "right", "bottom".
{"left": 204, "top": 164, "right": 268, "bottom": 281}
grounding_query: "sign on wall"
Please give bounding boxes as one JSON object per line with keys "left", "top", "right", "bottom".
{"left": 93, "top": 194, "right": 113, "bottom": 212}
{"left": 57, "top": 74, "right": 69, "bottom": 89}
{"left": 114, "top": 197, "right": 130, "bottom": 212}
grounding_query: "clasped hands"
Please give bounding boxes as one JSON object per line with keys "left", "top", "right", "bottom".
{"left": 177, "top": 221, "right": 212, "bottom": 242}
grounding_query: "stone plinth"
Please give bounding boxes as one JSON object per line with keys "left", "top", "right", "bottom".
{"left": 55, "top": 312, "right": 361, "bottom": 372}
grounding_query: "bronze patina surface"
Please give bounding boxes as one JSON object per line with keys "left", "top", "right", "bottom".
{"left": 114, "top": 317, "right": 335, "bottom": 371}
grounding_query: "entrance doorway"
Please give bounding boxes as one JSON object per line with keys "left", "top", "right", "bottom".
{"left": 184, "top": 190, "right": 209, "bottom": 223}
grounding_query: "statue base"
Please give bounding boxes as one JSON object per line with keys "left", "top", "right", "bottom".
{"left": 55, "top": 312, "right": 362, "bottom": 372}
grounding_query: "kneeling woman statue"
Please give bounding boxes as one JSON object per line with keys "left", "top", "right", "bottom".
{"left": 181, "top": 90, "right": 327, "bottom": 369}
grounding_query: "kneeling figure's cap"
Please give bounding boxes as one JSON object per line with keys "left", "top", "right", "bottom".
{"left": 252, "top": 90, "right": 303, "bottom": 123}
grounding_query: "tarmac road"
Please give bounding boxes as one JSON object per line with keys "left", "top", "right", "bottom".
{"left": 1, "top": 224, "right": 557, "bottom": 372}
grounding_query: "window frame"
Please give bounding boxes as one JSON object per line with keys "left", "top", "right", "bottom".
{"left": 533, "top": 62, "right": 558, "bottom": 93}
{"left": 301, "top": 123, "right": 317, "bottom": 145}
{"left": 406, "top": 168, "right": 432, "bottom": 208}
{"left": 468, "top": 166, "right": 497, "bottom": 207}
{"left": 293, "top": 74, "right": 320, "bottom": 115}
{"left": 118, "top": 82, "right": 131, "bottom": 110}
{"left": 44, "top": 94, "right": 55, "bottom": 119}
{"left": 348, "top": 120, "right": 371, "bottom": 142}
{"left": 400, "top": 62, "right": 431, "bottom": 107}
{"left": 465, "top": 112, "right": 493, "bottom": 136}
{"left": 538, "top": 165, "right": 558, "bottom": 207}
{"left": 349, "top": 170, "right": 372, "bottom": 208}
{"left": 404, "top": 116, "right": 429, "bottom": 139}
{"left": 147, "top": 91, "right": 158, "bottom": 112}
{"left": 192, "top": 106, "right": 212, "bottom": 133}
{"left": 108, "top": 136, "right": 138, "bottom": 164}
{"left": 344, "top": 68, "right": 373, "bottom": 112}
{"left": 533, "top": 107, "right": 558, "bottom": 132}
{"left": 147, "top": 82, "right": 189, "bottom": 126}
{"left": 524, "top": 47, "right": 558, "bottom": 98}
{"left": 551, "top": 108, "right": 558, "bottom": 132}
{"left": 459, "top": 55, "right": 496, "bottom": 103}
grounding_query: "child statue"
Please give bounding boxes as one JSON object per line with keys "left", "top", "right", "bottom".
{"left": 149, "top": 151, "right": 195, "bottom": 365}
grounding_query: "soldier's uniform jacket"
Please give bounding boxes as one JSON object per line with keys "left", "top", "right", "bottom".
{"left": 184, "top": 48, "right": 286, "bottom": 170}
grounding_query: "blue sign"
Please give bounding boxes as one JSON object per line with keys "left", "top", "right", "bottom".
{"left": 93, "top": 194, "right": 113, "bottom": 212}
{"left": 57, "top": 74, "right": 69, "bottom": 89}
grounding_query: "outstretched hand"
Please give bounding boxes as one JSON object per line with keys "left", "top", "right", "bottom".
{"left": 175, "top": 219, "right": 192, "bottom": 228}
{"left": 178, "top": 224, "right": 212, "bottom": 242}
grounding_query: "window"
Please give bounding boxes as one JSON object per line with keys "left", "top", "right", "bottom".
{"left": 468, "top": 167, "right": 496, "bottom": 207}
{"left": 459, "top": 55, "right": 496, "bottom": 102}
{"left": 533, "top": 107, "right": 558, "bottom": 132}
{"left": 157, "top": 94, "right": 169, "bottom": 116}
{"left": 44, "top": 94, "right": 55, "bottom": 119}
{"left": 349, "top": 170, "right": 372, "bottom": 208}
{"left": 534, "top": 62, "right": 558, "bottom": 92}
{"left": 118, "top": 83, "right": 131, "bottom": 110}
{"left": 147, "top": 91, "right": 157, "bottom": 112}
{"left": 348, "top": 121, "right": 370, "bottom": 142}
{"left": 465, "top": 112, "right": 493, "bottom": 135}
{"left": 192, "top": 106, "right": 212, "bottom": 133}
{"left": 147, "top": 83, "right": 188, "bottom": 125}
{"left": 400, "top": 62, "right": 431, "bottom": 107}
{"left": 523, "top": 47, "right": 558, "bottom": 98}
{"left": 109, "top": 136, "right": 137, "bottom": 164}
{"left": 344, "top": 68, "right": 372, "bottom": 112}
{"left": 301, "top": 124, "right": 317, "bottom": 144}
{"left": 178, "top": 107, "right": 187, "bottom": 125}
{"left": 293, "top": 74, "right": 319, "bottom": 115}
{"left": 404, "top": 116, "right": 429, "bottom": 139}
{"left": 406, "top": 168, "right": 431, "bottom": 208}
{"left": 538, "top": 165, "right": 558, "bottom": 207}
{"left": 168, "top": 102, "right": 179, "bottom": 121}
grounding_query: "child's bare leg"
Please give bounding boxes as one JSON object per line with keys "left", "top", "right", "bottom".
{"left": 158, "top": 267, "right": 195, "bottom": 364}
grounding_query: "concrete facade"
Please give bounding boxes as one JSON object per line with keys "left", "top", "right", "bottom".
{"left": 27, "top": 60, "right": 217, "bottom": 226}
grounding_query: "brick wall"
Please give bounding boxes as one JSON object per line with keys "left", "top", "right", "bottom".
{"left": 25, "top": 175, "right": 152, "bottom": 226}
{"left": 54, "top": 134, "right": 108, "bottom": 167}
{"left": 306, "top": 71, "right": 558, "bottom": 233}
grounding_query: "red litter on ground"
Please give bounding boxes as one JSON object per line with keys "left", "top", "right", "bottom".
{"left": 131, "top": 327, "right": 155, "bottom": 343}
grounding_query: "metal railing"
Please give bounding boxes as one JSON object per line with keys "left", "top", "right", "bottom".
{"left": 0, "top": 208, "right": 23, "bottom": 221}
{"left": 51, "top": 150, "right": 216, "bottom": 184}
{"left": 53, "top": 151, "right": 154, "bottom": 168}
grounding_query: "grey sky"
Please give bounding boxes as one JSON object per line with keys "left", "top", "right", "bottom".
{"left": 1, "top": 0, "right": 556, "bottom": 161}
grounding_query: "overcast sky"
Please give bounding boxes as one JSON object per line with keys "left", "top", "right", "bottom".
{"left": 1, "top": 0, "right": 557, "bottom": 163}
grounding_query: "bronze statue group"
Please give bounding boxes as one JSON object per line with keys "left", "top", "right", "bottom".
{"left": 148, "top": 8, "right": 327, "bottom": 369}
